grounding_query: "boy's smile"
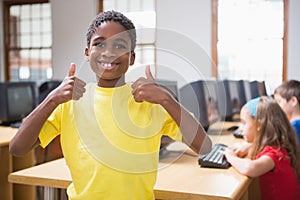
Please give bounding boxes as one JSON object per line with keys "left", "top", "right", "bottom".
{"left": 85, "top": 21, "right": 135, "bottom": 87}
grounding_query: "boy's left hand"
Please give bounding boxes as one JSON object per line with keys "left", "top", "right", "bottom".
{"left": 132, "top": 65, "right": 171, "bottom": 104}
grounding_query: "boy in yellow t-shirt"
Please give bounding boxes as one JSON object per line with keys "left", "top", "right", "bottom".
{"left": 10, "top": 10, "right": 212, "bottom": 200}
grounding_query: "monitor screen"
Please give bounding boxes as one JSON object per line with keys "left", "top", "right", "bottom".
{"left": 202, "top": 80, "right": 221, "bottom": 124}
{"left": 228, "top": 80, "right": 247, "bottom": 115}
{"left": 179, "top": 80, "right": 209, "bottom": 130}
{"left": 217, "top": 80, "right": 246, "bottom": 121}
{"left": 242, "top": 80, "right": 253, "bottom": 102}
{"left": 257, "top": 81, "right": 267, "bottom": 96}
{"left": 156, "top": 79, "right": 178, "bottom": 100}
{"left": 250, "top": 80, "right": 268, "bottom": 98}
{"left": 0, "top": 82, "right": 37, "bottom": 125}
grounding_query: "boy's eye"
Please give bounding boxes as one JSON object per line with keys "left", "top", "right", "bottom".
{"left": 95, "top": 42, "right": 105, "bottom": 48}
{"left": 115, "top": 44, "right": 126, "bottom": 49}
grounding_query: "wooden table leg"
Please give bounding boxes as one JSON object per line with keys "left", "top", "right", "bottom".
{"left": 12, "top": 151, "right": 36, "bottom": 200}
{"left": 0, "top": 146, "right": 13, "bottom": 200}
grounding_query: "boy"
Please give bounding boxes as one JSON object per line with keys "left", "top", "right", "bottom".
{"left": 274, "top": 80, "right": 300, "bottom": 141}
{"left": 9, "top": 11, "right": 212, "bottom": 200}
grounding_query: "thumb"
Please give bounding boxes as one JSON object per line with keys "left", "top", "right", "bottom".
{"left": 145, "top": 65, "right": 154, "bottom": 81}
{"left": 68, "top": 63, "right": 76, "bottom": 77}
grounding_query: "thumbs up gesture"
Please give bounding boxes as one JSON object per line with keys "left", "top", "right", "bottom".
{"left": 48, "top": 63, "right": 86, "bottom": 105}
{"left": 132, "top": 65, "right": 172, "bottom": 104}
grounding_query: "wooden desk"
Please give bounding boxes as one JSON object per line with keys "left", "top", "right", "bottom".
{"left": 8, "top": 122, "right": 258, "bottom": 200}
{"left": 0, "top": 126, "right": 35, "bottom": 200}
{"left": 155, "top": 131, "right": 250, "bottom": 200}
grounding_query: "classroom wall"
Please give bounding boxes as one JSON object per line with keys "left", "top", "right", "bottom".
{"left": 155, "top": 0, "right": 212, "bottom": 88}
{"left": 287, "top": 0, "right": 300, "bottom": 79}
{"left": 50, "top": 0, "right": 99, "bottom": 80}
{"left": 0, "top": 0, "right": 4, "bottom": 81}
{"left": 0, "top": 0, "right": 299, "bottom": 83}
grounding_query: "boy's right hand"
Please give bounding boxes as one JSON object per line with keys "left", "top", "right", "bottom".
{"left": 49, "top": 63, "right": 86, "bottom": 105}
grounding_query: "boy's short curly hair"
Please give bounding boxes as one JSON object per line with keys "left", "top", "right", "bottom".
{"left": 86, "top": 10, "right": 136, "bottom": 51}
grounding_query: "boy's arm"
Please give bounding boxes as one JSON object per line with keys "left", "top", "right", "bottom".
{"left": 9, "top": 63, "right": 86, "bottom": 156}
{"left": 131, "top": 66, "right": 212, "bottom": 155}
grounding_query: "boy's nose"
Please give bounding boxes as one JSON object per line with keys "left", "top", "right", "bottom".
{"left": 101, "top": 46, "right": 116, "bottom": 57}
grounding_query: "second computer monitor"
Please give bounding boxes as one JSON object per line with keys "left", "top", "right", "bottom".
{"left": 156, "top": 79, "right": 179, "bottom": 100}
{"left": 243, "top": 80, "right": 267, "bottom": 101}
{"left": 179, "top": 80, "right": 224, "bottom": 130}
{"left": 179, "top": 80, "right": 209, "bottom": 130}
{"left": 218, "top": 80, "right": 247, "bottom": 121}
{"left": 202, "top": 80, "right": 222, "bottom": 125}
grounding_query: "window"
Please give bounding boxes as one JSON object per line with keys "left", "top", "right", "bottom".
{"left": 3, "top": 0, "right": 52, "bottom": 85}
{"left": 101, "top": 0, "right": 156, "bottom": 79}
{"left": 212, "top": 0, "right": 287, "bottom": 94}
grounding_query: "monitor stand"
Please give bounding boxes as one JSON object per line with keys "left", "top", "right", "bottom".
{"left": 10, "top": 121, "right": 22, "bottom": 128}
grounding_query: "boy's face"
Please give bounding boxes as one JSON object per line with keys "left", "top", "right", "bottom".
{"left": 273, "top": 93, "right": 292, "bottom": 116}
{"left": 239, "top": 107, "right": 257, "bottom": 143}
{"left": 85, "top": 21, "right": 135, "bottom": 86}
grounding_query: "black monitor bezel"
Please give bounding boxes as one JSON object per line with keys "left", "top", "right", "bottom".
{"left": 0, "top": 81, "right": 37, "bottom": 125}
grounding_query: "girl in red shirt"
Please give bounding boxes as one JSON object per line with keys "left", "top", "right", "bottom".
{"left": 224, "top": 96, "right": 300, "bottom": 200}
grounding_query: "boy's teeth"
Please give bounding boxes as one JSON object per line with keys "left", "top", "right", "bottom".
{"left": 102, "top": 63, "right": 112, "bottom": 68}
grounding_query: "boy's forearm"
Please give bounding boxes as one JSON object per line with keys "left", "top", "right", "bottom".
{"left": 9, "top": 95, "right": 58, "bottom": 156}
{"left": 160, "top": 96, "right": 212, "bottom": 155}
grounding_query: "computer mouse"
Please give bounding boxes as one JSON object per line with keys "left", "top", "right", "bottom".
{"left": 233, "top": 129, "right": 244, "bottom": 139}
{"left": 227, "top": 125, "right": 239, "bottom": 131}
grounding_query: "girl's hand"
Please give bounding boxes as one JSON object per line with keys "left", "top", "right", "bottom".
{"left": 48, "top": 63, "right": 86, "bottom": 105}
{"left": 223, "top": 147, "right": 239, "bottom": 164}
{"left": 131, "top": 65, "right": 173, "bottom": 105}
{"left": 228, "top": 142, "right": 252, "bottom": 158}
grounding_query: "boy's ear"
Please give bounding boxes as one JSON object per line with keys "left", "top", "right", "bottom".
{"left": 84, "top": 47, "right": 89, "bottom": 61}
{"left": 290, "top": 96, "right": 299, "bottom": 106}
{"left": 84, "top": 47, "right": 89, "bottom": 56}
{"left": 129, "top": 51, "right": 135, "bottom": 66}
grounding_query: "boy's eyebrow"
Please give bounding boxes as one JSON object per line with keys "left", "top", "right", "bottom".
{"left": 115, "top": 38, "right": 129, "bottom": 44}
{"left": 92, "top": 36, "right": 129, "bottom": 44}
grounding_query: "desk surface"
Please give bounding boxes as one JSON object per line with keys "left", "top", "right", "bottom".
{"left": 0, "top": 126, "right": 36, "bottom": 200}
{"left": 8, "top": 121, "right": 252, "bottom": 200}
{"left": 0, "top": 126, "right": 18, "bottom": 146}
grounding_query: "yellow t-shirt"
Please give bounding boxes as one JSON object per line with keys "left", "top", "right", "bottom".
{"left": 39, "top": 83, "right": 182, "bottom": 200}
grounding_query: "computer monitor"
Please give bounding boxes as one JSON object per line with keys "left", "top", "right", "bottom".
{"left": 217, "top": 80, "right": 246, "bottom": 121}
{"left": 242, "top": 80, "right": 253, "bottom": 102}
{"left": 236, "top": 80, "right": 247, "bottom": 108}
{"left": 179, "top": 80, "right": 209, "bottom": 130}
{"left": 38, "top": 80, "right": 61, "bottom": 103}
{"left": 249, "top": 81, "right": 260, "bottom": 99}
{"left": 202, "top": 80, "right": 222, "bottom": 125}
{"left": 156, "top": 79, "right": 178, "bottom": 101}
{"left": 257, "top": 81, "right": 267, "bottom": 96}
{"left": 0, "top": 81, "right": 37, "bottom": 126}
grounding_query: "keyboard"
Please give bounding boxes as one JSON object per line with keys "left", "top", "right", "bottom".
{"left": 198, "top": 143, "right": 231, "bottom": 169}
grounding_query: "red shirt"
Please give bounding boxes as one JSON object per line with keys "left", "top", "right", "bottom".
{"left": 257, "top": 146, "right": 300, "bottom": 200}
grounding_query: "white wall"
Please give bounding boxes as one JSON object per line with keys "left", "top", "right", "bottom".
{"left": 50, "top": 0, "right": 98, "bottom": 80}
{"left": 0, "top": 0, "right": 4, "bottom": 81}
{"left": 287, "top": 0, "right": 300, "bottom": 79}
{"left": 156, "top": 0, "right": 212, "bottom": 88}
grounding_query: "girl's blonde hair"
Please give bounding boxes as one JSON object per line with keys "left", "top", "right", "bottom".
{"left": 250, "top": 96, "right": 300, "bottom": 179}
